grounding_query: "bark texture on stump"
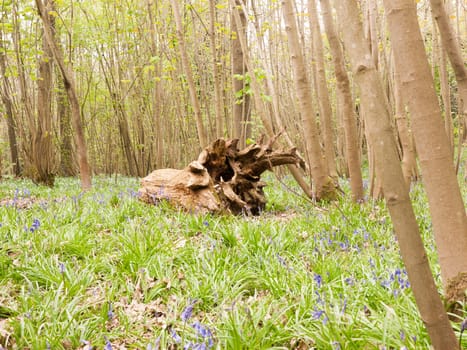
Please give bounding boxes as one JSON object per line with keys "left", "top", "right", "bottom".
{"left": 139, "top": 135, "right": 305, "bottom": 215}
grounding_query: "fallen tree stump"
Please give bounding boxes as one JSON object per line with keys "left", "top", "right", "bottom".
{"left": 139, "top": 135, "right": 305, "bottom": 214}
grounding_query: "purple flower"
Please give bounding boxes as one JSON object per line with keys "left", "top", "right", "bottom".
{"left": 59, "top": 262, "right": 66, "bottom": 274}
{"left": 104, "top": 337, "right": 112, "bottom": 350}
{"left": 192, "top": 344, "right": 207, "bottom": 350}
{"left": 170, "top": 328, "right": 182, "bottom": 343}
{"left": 192, "top": 321, "right": 212, "bottom": 339}
{"left": 400, "top": 329, "right": 406, "bottom": 341}
{"left": 314, "top": 274, "right": 322, "bottom": 288}
{"left": 461, "top": 318, "right": 467, "bottom": 332}
{"left": 181, "top": 302, "right": 196, "bottom": 322}
{"left": 312, "top": 309, "right": 325, "bottom": 320}
{"left": 107, "top": 302, "right": 114, "bottom": 320}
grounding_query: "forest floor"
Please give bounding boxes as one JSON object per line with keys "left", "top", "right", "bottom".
{"left": 0, "top": 174, "right": 465, "bottom": 349}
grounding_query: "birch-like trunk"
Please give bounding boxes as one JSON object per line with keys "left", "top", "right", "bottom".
{"left": 334, "top": 1, "right": 459, "bottom": 348}
{"left": 383, "top": 0, "right": 467, "bottom": 292}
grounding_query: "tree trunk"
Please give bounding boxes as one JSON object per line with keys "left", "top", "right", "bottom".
{"left": 308, "top": 0, "right": 337, "bottom": 180}
{"left": 393, "top": 59, "right": 418, "bottom": 187}
{"left": 429, "top": 0, "right": 467, "bottom": 120}
{"left": 170, "top": 0, "right": 208, "bottom": 149}
{"left": 231, "top": 0, "right": 251, "bottom": 148}
{"left": 209, "top": 0, "right": 224, "bottom": 139}
{"left": 383, "top": 0, "right": 467, "bottom": 294}
{"left": 235, "top": 0, "right": 313, "bottom": 199}
{"left": 319, "top": 0, "right": 363, "bottom": 202}
{"left": 35, "top": 0, "right": 92, "bottom": 190}
{"left": 57, "top": 76, "right": 77, "bottom": 176}
{"left": 33, "top": 3, "right": 56, "bottom": 186}
{"left": 334, "top": 1, "right": 459, "bottom": 348}
{"left": 282, "top": 0, "right": 338, "bottom": 201}
{"left": 0, "top": 38, "right": 21, "bottom": 176}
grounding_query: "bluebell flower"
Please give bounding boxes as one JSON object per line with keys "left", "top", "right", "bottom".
{"left": 107, "top": 302, "right": 114, "bottom": 320}
{"left": 192, "top": 321, "right": 213, "bottom": 339}
{"left": 332, "top": 341, "right": 341, "bottom": 349}
{"left": 59, "top": 262, "right": 66, "bottom": 274}
{"left": 461, "top": 318, "right": 467, "bottom": 332}
{"left": 181, "top": 302, "right": 196, "bottom": 322}
{"left": 192, "top": 343, "right": 207, "bottom": 350}
{"left": 170, "top": 328, "right": 182, "bottom": 343}
{"left": 104, "top": 337, "right": 112, "bottom": 350}
{"left": 400, "top": 329, "right": 406, "bottom": 341}
{"left": 312, "top": 309, "right": 325, "bottom": 320}
{"left": 313, "top": 273, "right": 322, "bottom": 288}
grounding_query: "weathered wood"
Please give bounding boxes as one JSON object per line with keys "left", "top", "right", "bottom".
{"left": 139, "top": 135, "right": 305, "bottom": 214}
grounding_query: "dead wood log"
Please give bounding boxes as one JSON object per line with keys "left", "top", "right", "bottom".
{"left": 139, "top": 135, "right": 305, "bottom": 214}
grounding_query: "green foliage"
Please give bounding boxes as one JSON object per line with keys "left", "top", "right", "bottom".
{"left": 0, "top": 175, "right": 465, "bottom": 349}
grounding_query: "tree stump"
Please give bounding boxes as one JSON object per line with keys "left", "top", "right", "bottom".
{"left": 138, "top": 135, "right": 305, "bottom": 214}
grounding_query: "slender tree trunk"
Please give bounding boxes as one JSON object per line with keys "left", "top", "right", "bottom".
{"left": 383, "top": 0, "right": 467, "bottom": 292}
{"left": 0, "top": 38, "right": 21, "bottom": 176}
{"left": 170, "top": 0, "right": 208, "bottom": 148}
{"left": 308, "top": 0, "right": 337, "bottom": 179}
{"left": 393, "top": 60, "right": 418, "bottom": 187}
{"left": 209, "top": 0, "right": 224, "bottom": 139}
{"left": 231, "top": 0, "right": 251, "bottom": 148}
{"left": 334, "top": 1, "right": 459, "bottom": 348}
{"left": 147, "top": 0, "right": 164, "bottom": 169}
{"left": 320, "top": 0, "right": 364, "bottom": 202}
{"left": 231, "top": 0, "right": 312, "bottom": 198}
{"left": 282, "top": 0, "right": 337, "bottom": 201}
{"left": 35, "top": 0, "right": 92, "bottom": 190}
{"left": 33, "top": 2, "right": 56, "bottom": 186}
{"left": 429, "top": 0, "right": 467, "bottom": 120}
{"left": 57, "top": 76, "right": 76, "bottom": 176}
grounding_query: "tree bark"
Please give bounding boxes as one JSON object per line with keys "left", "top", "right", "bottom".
{"left": 33, "top": 1, "right": 56, "bottom": 186}
{"left": 334, "top": 1, "right": 459, "bottom": 348}
{"left": 282, "top": 0, "right": 338, "bottom": 201}
{"left": 170, "top": 0, "right": 208, "bottom": 149}
{"left": 307, "top": 0, "right": 337, "bottom": 180}
{"left": 383, "top": 0, "right": 467, "bottom": 292}
{"left": 319, "top": 0, "right": 363, "bottom": 202}
{"left": 231, "top": 0, "right": 251, "bottom": 148}
{"left": 429, "top": 0, "right": 467, "bottom": 120}
{"left": 209, "top": 0, "right": 224, "bottom": 139}
{"left": 35, "top": 0, "right": 92, "bottom": 190}
{"left": 0, "top": 37, "right": 21, "bottom": 176}
{"left": 393, "top": 60, "right": 418, "bottom": 187}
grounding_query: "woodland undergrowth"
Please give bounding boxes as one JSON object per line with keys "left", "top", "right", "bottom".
{"left": 0, "top": 174, "right": 466, "bottom": 349}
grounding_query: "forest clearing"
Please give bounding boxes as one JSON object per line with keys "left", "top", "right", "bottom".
{"left": 1, "top": 0, "right": 467, "bottom": 348}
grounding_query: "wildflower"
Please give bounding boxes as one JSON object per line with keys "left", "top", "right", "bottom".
{"left": 181, "top": 301, "right": 196, "bottom": 322}
{"left": 29, "top": 218, "right": 41, "bottom": 233}
{"left": 192, "top": 321, "right": 213, "bottom": 339}
{"left": 399, "top": 329, "right": 405, "bottom": 341}
{"left": 312, "top": 309, "right": 325, "bottom": 320}
{"left": 332, "top": 342, "right": 341, "bottom": 350}
{"left": 192, "top": 344, "right": 207, "bottom": 350}
{"left": 313, "top": 273, "right": 322, "bottom": 288}
{"left": 59, "top": 262, "right": 66, "bottom": 274}
{"left": 461, "top": 318, "right": 467, "bottom": 332}
{"left": 104, "top": 337, "right": 112, "bottom": 350}
{"left": 107, "top": 302, "right": 114, "bottom": 320}
{"left": 170, "top": 328, "right": 182, "bottom": 343}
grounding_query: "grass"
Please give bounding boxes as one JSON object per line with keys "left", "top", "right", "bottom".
{"left": 0, "top": 174, "right": 465, "bottom": 349}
